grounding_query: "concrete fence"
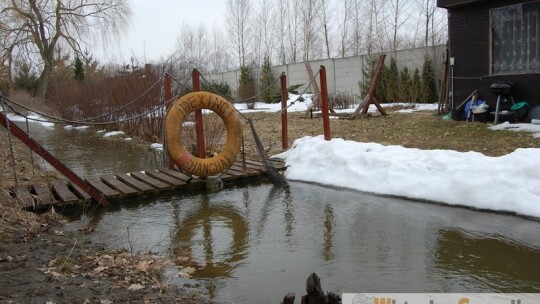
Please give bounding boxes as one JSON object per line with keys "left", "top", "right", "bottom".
{"left": 205, "top": 44, "right": 446, "bottom": 99}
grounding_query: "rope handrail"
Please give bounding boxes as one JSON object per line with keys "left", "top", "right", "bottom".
{"left": 76, "top": 75, "right": 165, "bottom": 122}
{"left": 1, "top": 93, "right": 180, "bottom": 126}
{"left": 199, "top": 72, "right": 282, "bottom": 105}
{"left": 234, "top": 69, "right": 321, "bottom": 123}
{"left": 170, "top": 75, "right": 193, "bottom": 91}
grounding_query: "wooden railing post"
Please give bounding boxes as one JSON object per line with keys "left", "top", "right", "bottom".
{"left": 164, "top": 73, "right": 175, "bottom": 169}
{"left": 280, "top": 72, "right": 288, "bottom": 149}
{"left": 319, "top": 66, "right": 331, "bottom": 141}
{"left": 192, "top": 69, "right": 206, "bottom": 160}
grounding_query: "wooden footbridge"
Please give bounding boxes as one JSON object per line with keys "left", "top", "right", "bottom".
{"left": 2, "top": 84, "right": 290, "bottom": 212}
{"left": 9, "top": 159, "right": 285, "bottom": 211}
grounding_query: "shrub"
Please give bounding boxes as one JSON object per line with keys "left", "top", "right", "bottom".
{"left": 329, "top": 91, "right": 355, "bottom": 109}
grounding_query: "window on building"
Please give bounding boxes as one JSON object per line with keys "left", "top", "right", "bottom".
{"left": 491, "top": 1, "right": 540, "bottom": 74}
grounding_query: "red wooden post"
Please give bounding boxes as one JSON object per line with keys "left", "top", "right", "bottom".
{"left": 192, "top": 69, "right": 206, "bottom": 160}
{"left": 319, "top": 66, "right": 331, "bottom": 141}
{"left": 164, "top": 73, "right": 172, "bottom": 109}
{"left": 164, "top": 74, "right": 176, "bottom": 169}
{"left": 280, "top": 72, "right": 288, "bottom": 149}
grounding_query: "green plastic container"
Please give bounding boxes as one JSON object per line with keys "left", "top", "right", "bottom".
{"left": 511, "top": 101, "right": 529, "bottom": 110}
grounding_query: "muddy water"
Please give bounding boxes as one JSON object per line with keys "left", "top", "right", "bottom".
{"left": 67, "top": 183, "right": 540, "bottom": 303}
{"left": 22, "top": 122, "right": 162, "bottom": 177}
{"left": 20, "top": 121, "right": 540, "bottom": 303}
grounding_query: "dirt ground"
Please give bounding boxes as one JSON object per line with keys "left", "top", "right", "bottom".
{"left": 2, "top": 106, "right": 540, "bottom": 303}
{"left": 0, "top": 131, "right": 213, "bottom": 303}
{"left": 241, "top": 109, "right": 540, "bottom": 159}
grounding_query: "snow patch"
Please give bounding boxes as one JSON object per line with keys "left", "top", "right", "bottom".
{"left": 274, "top": 136, "right": 540, "bottom": 218}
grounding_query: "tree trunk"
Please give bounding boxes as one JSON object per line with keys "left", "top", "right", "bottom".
{"left": 36, "top": 62, "right": 52, "bottom": 98}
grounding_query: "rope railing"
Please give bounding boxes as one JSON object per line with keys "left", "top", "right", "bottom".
{"left": 0, "top": 92, "right": 180, "bottom": 126}
{"left": 170, "top": 75, "right": 193, "bottom": 92}
{"left": 199, "top": 72, "right": 282, "bottom": 105}
{"left": 76, "top": 75, "right": 165, "bottom": 122}
{"left": 234, "top": 69, "right": 321, "bottom": 123}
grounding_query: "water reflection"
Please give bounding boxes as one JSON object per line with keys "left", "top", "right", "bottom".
{"left": 65, "top": 183, "right": 540, "bottom": 304}
{"left": 282, "top": 188, "right": 295, "bottom": 245}
{"left": 435, "top": 229, "right": 540, "bottom": 292}
{"left": 172, "top": 194, "right": 248, "bottom": 279}
{"left": 322, "top": 204, "right": 336, "bottom": 261}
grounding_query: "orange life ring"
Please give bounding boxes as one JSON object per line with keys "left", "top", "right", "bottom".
{"left": 166, "top": 91, "right": 242, "bottom": 176}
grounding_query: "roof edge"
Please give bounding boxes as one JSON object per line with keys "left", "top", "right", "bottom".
{"left": 437, "top": 0, "right": 487, "bottom": 8}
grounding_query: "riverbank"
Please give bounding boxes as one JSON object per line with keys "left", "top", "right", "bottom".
{"left": 0, "top": 130, "right": 213, "bottom": 303}
{"left": 2, "top": 106, "right": 539, "bottom": 303}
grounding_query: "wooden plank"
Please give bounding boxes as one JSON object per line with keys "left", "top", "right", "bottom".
{"left": 239, "top": 161, "right": 266, "bottom": 172}
{"left": 85, "top": 177, "right": 120, "bottom": 199}
{"left": 69, "top": 182, "right": 92, "bottom": 201}
{"left": 246, "top": 159, "right": 287, "bottom": 171}
{"left": 222, "top": 166, "right": 245, "bottom": 176}
{"left": 52, "top": 181, "right": 80, "bottom": 203}
{"left": 14, "top": 185, "right": 36, "bottom": 208}
{"left": 158, "top": 168, "right": 192, "bottom": 183}
{"left": 130, "top": 171, "right": 170, "bottom": 190}
{"left": 229, "top": 164, "right": 258, "bottom": 175}
{"left": 32, "top": 184, "right": 55, "bottom": 206}
{"left": 115, "top": 173, "right": 156, "bottom": 192}
{"left": 100, "top": 175, "right": 138, "bottom": 196}
{"left": 145, "top": 170, "right": 186, "bottom": 187}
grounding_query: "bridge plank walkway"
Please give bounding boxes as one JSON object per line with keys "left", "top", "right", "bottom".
{"left": 7, "top": 159, "right": 285, "bottom": 211}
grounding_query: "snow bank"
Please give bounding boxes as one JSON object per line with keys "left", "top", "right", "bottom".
{"left": 274, "top": 136, "right": 540, "bottom": 218}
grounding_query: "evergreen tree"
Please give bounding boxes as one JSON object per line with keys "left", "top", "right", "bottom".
{"left": 376, "top": 64, "right": 390, "bottom": 103}
{"left": 238, "top": 65, "right": 256, "bottom": 108}
{"left": 73, "top": 57, "right": 85, "bottom": 82}
{"left": 202, "top": 81, "right": 232, "bottom": 101}
{"left": 259, "top": 56, "right": 280, "bottom": 103}
{"left": 421, "top": 55, "right": 438, "bottom": 103}
{"left": 385, "top": 56, "right": 399, "bottom": 102}
{"left": 399, "top": 66, "right": 412, "bottom": 103}
{"left": 360, "top": 56, "right": 376, "bottom": 98}
{"left": 13, "top": 61, "right": 38, "bottom": 94}
{"left": 411, "top": 67, "right": 422, "bottom": 102}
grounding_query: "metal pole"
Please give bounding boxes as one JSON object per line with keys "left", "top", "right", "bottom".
{"left": 319, "top": 66, "right": 331, "bottom": 141}
{"left": 280, "top": 72, "right": 288, "bottom": 149}
{"left": 192, "top": 69, "right": 206, "bottom": 160}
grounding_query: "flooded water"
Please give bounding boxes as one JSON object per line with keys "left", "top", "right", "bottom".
{"left": 67, "top": 183, "right": 540, "bottom": 303}
{"left": 16, "top": 121, "right": 540, "bottom": 303}
{"left": 21, "top": 122, "right": 162, "bottom": 177}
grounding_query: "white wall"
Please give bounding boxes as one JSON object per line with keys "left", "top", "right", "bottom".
{"left": 205, "top": 45, "right": 446, "bottom": 99}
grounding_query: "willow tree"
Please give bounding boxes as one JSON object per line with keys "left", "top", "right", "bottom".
{"left": 0, "top": 0, "right": 131, "bottom": 98}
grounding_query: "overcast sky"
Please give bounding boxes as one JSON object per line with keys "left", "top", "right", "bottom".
{"left": 97, "top": 0, "right": 226, "bottom": 64}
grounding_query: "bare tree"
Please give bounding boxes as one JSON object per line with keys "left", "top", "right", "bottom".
{"left": 174, "top": 23, "right": 210, "bottom": 75}
{"left": 337, "top": 0, "right": 353, "bottom": 58}
{"left": 386, "top": 0, "right": 409, "bottom": 52}
{"left": 254, "top": 0, "right": 276, "bottom": 65}
{"left": 0, "top": 0, "right": 131, "bottom": 98}
{"left": 288, "top": 0, "right": 303, "bottom": 63}
{"left": 301, "top": 0, "right": 319, "bottom": 61}
{"left": 416, "top": 0, "right": 437, "bottom": 47}
{"left": 350, "top": 0, "right": 364, "bottom": 56}
{"left": 209, "top": 25, "right": 229, "bottom": 73}
{"left": 319, "top": 0, "right": 333, "bottom": 59}
{"left": 276, "top": 0, "right": 289, "bottom": 64}
{"left": 226, "top": 0, "right": 253, "bottom": 67}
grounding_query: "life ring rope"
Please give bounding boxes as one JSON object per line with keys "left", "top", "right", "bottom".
{"left": 166, "top": 91, "right": 242, "bottom": 177}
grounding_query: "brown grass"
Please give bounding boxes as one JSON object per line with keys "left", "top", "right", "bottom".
{"left": 240, "top": 110, "right": 540, "bottom": 159}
